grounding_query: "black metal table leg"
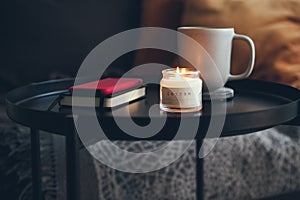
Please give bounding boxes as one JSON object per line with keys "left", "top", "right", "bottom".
{"left": 30, "top": 128, "right": 42, "bottom": 200}
{"left": 196, "top": 139, "right": 204, "bottom": 200}
{"left": 66, "top": 127, "right": 80, "bottom": 200}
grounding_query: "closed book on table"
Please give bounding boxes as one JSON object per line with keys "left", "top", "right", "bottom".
{"left": 59, "top": 86, "right": 146, "bottom": 108}
{"left": 59, "top": 78, "right": 145, "bottom": 108}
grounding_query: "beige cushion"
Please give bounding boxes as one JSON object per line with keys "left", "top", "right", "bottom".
{"left": 181, "top": 0, "right": 300, "bottom": 88}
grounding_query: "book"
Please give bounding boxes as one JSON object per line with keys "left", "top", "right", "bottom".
{"left": 59, "top": 87, "right": 145, "bottom": 108}
{"left": 59, "top": 78, "right": 145, "bottom": 108}
{"left": 70, "top": 78, "right": 143, "bottom": 96}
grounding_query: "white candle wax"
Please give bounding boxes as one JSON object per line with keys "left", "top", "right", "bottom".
{"left": 160, "top": 68, "right": 202, "bottom": 112}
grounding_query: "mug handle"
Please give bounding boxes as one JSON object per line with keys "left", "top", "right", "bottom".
{"left": 229, "top": 34, "right": 255, "bottom": 80}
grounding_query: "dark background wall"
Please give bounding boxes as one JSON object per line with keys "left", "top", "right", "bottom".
{"left": 1, "top": 0, "right": 141, "bottom": 91}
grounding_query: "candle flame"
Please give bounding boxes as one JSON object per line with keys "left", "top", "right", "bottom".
{"left": 176, "top": 67, "right": 186, "bottom": 74}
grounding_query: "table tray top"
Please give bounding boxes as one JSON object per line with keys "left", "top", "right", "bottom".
{"left": 5, "top": 78, "right": 300, "bottom": 138}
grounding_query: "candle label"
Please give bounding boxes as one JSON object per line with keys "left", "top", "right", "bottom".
{"left": 161, "top": 87, "right": 201, "bottom": 108}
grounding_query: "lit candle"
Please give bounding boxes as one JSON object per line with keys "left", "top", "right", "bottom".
{"left": 160, "top": 67, "right": 202, "bottom": 113}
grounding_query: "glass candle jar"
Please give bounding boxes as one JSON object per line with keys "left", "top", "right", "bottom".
{"left": 160, "top": 68, "right": 202, "bottom": 113}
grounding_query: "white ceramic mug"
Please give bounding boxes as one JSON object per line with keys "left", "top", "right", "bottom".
{"left": 177, "top": 27, "right": 255, "bottom": 91}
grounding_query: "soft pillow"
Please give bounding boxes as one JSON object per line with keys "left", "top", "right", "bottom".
{"left": 181, "top": 0, "right": 300, "bottom": 88}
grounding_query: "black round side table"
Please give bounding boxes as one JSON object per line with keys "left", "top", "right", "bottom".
{"left": 5, "top": 78, "right": 300, "bottom": 200}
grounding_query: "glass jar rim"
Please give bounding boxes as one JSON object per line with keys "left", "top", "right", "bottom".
{"left": 162, "top": 68, "right": 200, "bottom": 75}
